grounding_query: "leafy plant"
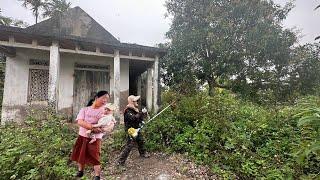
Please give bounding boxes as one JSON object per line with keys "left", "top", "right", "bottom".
{"left": 0, "top": 115, "right": 76, "bottom": 179}
{"left": 293, "top": 103, "right": 320, "bottom": 169}
{"left": 145, "top": 90, "right": 320, "bottom": 179}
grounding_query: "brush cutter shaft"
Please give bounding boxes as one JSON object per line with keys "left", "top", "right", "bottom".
{"left": 145, "top": 102, "right": 174, "bottom": 124}
{"left": 128, "top": 102, "right": 174, "bottom": 138}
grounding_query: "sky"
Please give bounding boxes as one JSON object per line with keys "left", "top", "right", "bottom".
{"left": 1, "top": 0, "right": 319, "bottom": 46}
{"left": 273, "top": 0, "right": 320, "bottom": 44}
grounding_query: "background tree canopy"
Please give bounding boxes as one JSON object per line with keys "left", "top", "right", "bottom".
{"left": 18, "top": 0, "right": 71, "bottom": 24}
{"left": 0, "top": 8, "right": 27, "bottom": 27}
{"left": 162, "top": 0, "right": 320, "bottom": 103}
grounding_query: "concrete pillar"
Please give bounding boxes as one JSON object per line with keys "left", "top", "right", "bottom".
{"left": 8, "top": 36, "right": 14, "bottom": 44}
{"left": 113, "top": 50, "right": 120, "bottom": 118}
{"left": 146, "top": 68, "right": 153, "bottom": 111}
{"left": 120, "top": 59, "right": 129, "bottom": 111}
{"left": 137, "top": 75, "right": 142, "bottom": 107}
{"left": 137, "top": 75, "right": 142, "bottom": 96}
{"left": 153, "top": 55, "right": 159, "bottom": 112}
{"left": 48, "top": 41, "right": 60, "bottom": 111}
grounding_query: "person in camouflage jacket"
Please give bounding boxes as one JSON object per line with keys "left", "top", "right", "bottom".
{"left": 117, "top": 95, "right": 149, "bottom": 166}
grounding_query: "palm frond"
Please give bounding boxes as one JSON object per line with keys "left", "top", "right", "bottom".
{"left": 42, "top": 0, "right": 71, "bottom": 18}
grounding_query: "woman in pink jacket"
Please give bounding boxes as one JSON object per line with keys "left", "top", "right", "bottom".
{"left": 70, "top": 90, "right": 115, "bottom": 180}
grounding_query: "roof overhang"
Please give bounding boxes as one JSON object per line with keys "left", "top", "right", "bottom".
{"left": 0, "top": 25, "right": 167, "bottom": 59}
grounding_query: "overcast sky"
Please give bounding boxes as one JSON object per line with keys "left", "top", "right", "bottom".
{"left": 1, "top": 0, "right": 319, "bottom": 46}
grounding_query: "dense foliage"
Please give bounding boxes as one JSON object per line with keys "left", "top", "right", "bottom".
{"left": 0, "top": 112, "right": 129, "bottom": 180}
{"left": 162, "top": 0, "right": 320, "bottom": 104}
{"left": 145, "top": 90, "right": 320, "bottom": 179}
{"left": 1, "top": 92, "right": 318, "bottom": 179}
{"left": 0, "top": 115, "right": 76, "bottom": 179}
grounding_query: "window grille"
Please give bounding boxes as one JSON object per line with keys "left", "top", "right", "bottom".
{"left": 28, "top": 69, "right": 49, "bottom": 102}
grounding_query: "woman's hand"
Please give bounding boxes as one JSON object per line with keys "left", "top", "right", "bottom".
{"left": 77, "top": 119, "right": 93, "bottom": 130}
{"left": 92, "top": 127, "right": 103, "bottom": 133}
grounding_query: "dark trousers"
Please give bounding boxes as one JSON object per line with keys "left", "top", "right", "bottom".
{"left": 118, "top": 133, "right": 146, "bottom": 164}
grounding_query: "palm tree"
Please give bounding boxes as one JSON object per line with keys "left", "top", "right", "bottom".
{"left": 0, "top": 8, "right": 12, "bottom": 26}
{"left": 0, "top": 8, "right": 27, "bottom": 27}
{"left": 19, "top": 0, "right": 46, "bottom": 24}
{"left": 42, "top": 0, "right": 71, "bottom": 18}
{"left": 19, "top": 0, "right": 71, "bottom": 24}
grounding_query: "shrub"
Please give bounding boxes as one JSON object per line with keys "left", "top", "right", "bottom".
{"left": 0, "top": 115, "right": 76, "bottom": 179}
{"left": 144, "top": 90, "right": 320, "bottom": 179}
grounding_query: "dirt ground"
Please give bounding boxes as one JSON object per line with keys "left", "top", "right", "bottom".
{"left": 102, "top": 149, "right": 217, "bottom": 180}
{"left": 69, "top": 123, "right": 217, "bottom": 180}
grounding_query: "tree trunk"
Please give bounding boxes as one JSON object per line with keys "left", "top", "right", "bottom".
{"left": 208, "top": 79, "right": 215, "bottom": 96}
{"left": 35, "top": 10, "right": 38, "bottom": 24}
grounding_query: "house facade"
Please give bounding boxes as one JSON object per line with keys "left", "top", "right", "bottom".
{"left": 0, "top": 7, "right": 165, "bottom": 124}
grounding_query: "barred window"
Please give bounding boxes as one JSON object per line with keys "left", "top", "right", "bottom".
{"left": 28, "top": 69, "right": 49, "bottom": 102}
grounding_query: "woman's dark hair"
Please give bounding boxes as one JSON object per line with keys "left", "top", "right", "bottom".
{"left": 87, "top": 90, "right": 109, "bottom": 107}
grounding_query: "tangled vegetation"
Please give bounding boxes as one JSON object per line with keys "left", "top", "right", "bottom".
{"left": 0, "top": 90, "right": 319, "bottom": 179}
{"left": 145, "top": 90, "right": 320, "bottom": 179}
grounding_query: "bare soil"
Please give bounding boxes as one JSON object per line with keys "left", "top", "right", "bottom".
{"left": 103, "top": 149, "right": 217, "bottom": 180}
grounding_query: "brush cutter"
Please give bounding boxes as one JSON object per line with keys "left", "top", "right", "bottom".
{"left": 127, "top": 102, "right": 175, "bottom": 138}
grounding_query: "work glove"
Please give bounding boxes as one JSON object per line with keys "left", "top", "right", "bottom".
{"left": 142, "top": 107, "right": 148, "bottom": 113}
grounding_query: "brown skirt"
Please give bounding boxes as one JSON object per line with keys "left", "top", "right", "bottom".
{"left": 70, "top": 135, "right": 101, "bottom": 166}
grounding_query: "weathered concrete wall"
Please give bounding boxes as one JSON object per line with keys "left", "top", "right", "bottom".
{"left": 1, "top": 48, "right": 130, "bottom": 123}
{"left": 26, "top": 7, "right": 119, "bottom": 45}
{"left": 1, "top": 48, "right": 49, "bottom": 124}
{"left": 59, "top": 53, "right": 113, "bottom": 118}
{"left": 48, "top": 42, "right": 60, "bottom": 109}
{"left": 1, "top": 48, "right": 115, "bottom": 123}
{"left": 58, "top": 53, "right": 74, "bottom": 112}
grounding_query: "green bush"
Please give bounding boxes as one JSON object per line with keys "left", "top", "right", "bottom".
{"left": 144, "top": 90, "right": 320, "bottom": 179}
{"left": 0, "top": 91, "right": 318, "bottom": 179}
{"left": 292, "top": 97, "right": 320, "bottom": 177}
{"left": 0, "top": 115, "right": 76, "bottom": 179}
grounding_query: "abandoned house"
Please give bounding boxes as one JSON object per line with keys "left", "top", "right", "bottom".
{"left": 0, "top": 6, "right": 165, "bottom": 124}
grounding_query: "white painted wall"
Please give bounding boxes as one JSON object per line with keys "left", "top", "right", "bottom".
{"left": 58, "top": 53, "right": 74, "bottom": 110}
{"left": 1, "top": 47, "right": 130, "bottom": 123}
{"left": 2, "top": 52, "right": 29, "bottom": 105}
{"left": 1, "top": 48, "right": 50, "bottom": 123}
{"left": 58, "top": 53, "right": 114, "bottom": 110}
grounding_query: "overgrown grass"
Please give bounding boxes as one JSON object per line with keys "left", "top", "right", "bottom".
{"left": 144, "top": 90, "right": 320, "bottom": 179}
{"left": 0, "top": 114, "right": 127, "bottom": 180}
{"left": 0, "top": 91, "right": 319, "bottom": 179}
{"left": 0, "top": 115, "right": 77, "bottom": 179}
